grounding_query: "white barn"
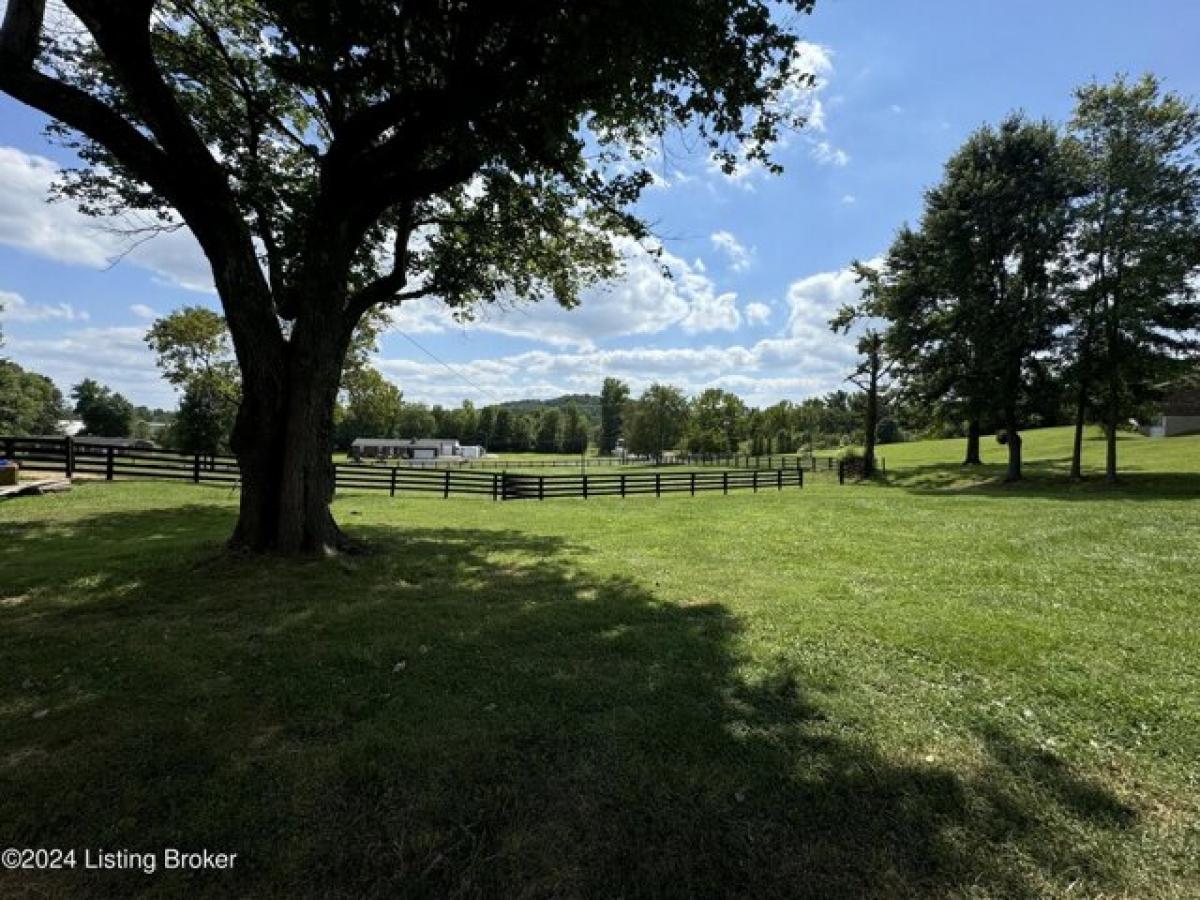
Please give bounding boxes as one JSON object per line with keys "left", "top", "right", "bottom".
{"left": 350, "top": 437, "right": 483, "bottom": 461}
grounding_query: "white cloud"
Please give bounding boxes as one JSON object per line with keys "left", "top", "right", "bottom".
{"left": 3, "top": 324, "right": 173, "bottom": 407}
{"left": 129, "top": 303, "right": 158, "bottom": 320}
{"left": 0, "top": 289, "right": 89, "bottom": 323}
{"left": 811, "top": 141, "right": 850, "bottom": 167}
{"left": 0, "top": 146, "right": 214, "bottom": 292}
{"left": 703, "top": 40, "right": 850, "bottom": 186}
{"left": 709, "top": 230, "right": 753, "bottom": 272}
{"left": 382, "top": 235, "right": 741, "bottom": 349}
{"left": 784, "top": 257, "right": 882, "bottom": 344}
{"left": 375, "top": 329, "right": 856, "bottom": 410}
{"left": 840, "top": 194, "right": 857, "bottom": 205}
{"left": 744, "top": 302, "right": 771, "bottom": 325}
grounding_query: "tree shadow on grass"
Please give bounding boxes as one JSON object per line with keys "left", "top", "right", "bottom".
{"left": 0, "top": 505, "right": 1139, "bottom": 898}
{"left": 874, "top": 457, "right": 1200, "bottom": 501}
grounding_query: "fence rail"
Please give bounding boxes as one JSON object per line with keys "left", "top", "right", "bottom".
{"left": 1, "top": 436, "right": 829, "bottom": 501}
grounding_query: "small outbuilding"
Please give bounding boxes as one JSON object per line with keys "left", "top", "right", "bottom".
{"left": 1147, "top": 387, "right": 1200, "bottom": 437}
{"left": 350, "top": 437, "right": 467, "bottom": 461}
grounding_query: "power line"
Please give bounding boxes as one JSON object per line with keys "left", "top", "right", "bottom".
{"left": 392, "top": 328, "right": 506, "bottom": 406}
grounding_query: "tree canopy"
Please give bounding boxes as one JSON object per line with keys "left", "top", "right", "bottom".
{"left": 0, "top": 0, "right": 821, "bottom": 552}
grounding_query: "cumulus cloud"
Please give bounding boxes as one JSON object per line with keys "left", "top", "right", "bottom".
{"left": 744, "top": 302, "right": 772, "bottom": 325}
{"left": 3, "top": 324, "right": 173, "bottom": 407}
{"left": 702, "top": 40, "right": 849, "bottom": 186}
{"left": 0, "top": 289, "right": 89, "bottom": 323}
{"left": 709, "top": 230, "right": 753, "bottom": 272}
{"left": 129, "top": 303, "right": 158, "bottom": 320}
{"left": 375, "top": 330, "right": 855, "bottom": 410}
{"left": 383, "top": 235, "right": 742, "bottom": 349}
{"left": 0, "top": 146, "right": 214, "bottom": 292}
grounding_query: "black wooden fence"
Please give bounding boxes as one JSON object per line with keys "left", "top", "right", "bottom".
{"left": 2, "top": 436, "right": 812, "bottom": 501}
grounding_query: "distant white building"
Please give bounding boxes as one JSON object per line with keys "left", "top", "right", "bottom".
{"left": 350, "top": 437, "right": 484, "bottom": 462}
{"left": 1146, "top": 388, "right": 1200, "bottom": 437}
{"left": 57, "top": 419, "right": 85, "bottom": 436}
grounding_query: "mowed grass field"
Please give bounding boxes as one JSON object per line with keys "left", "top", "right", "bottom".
{"left": 1, "top": 426, "right": 1198, "bottom": 898}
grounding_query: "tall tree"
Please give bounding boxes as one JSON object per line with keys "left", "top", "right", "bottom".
{"left": 0, "top": 0, "right": 818, "bottom": 553}
{"left": 923, "top": 116, "right": 1077, "bottom": 480}
{"left": 0, "top": 360, "right": 64, "bottom": 435}
{"left": 72, "top": 378, "right": 135, "bottom": 437}
{"left": 1065, "top": 75, "right": 1200, "bottom": 481}
{"left": 598, "top": 377, "right": 630, "bottom": 455}
{"left": 535, "top": 408, "right": 562, "bottom": 453}
{"left": 171, "top": 369, "right": 239, "bottom": 456}
{"left": 830, "top": 267, "right": 894, "bottom": 478}
{"left": 561, "top": 402, "right": 589, "bottom": 455}
{"left": 625, "top": 384, "right": 689, "bottom": 462}
{"left": 145, "top": 306, "right": 236, "bottom": 387}
{"left": 336, "top": 367, "right": 403, "bottom": 446}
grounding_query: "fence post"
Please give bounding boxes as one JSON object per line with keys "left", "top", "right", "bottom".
{"left": 799, "top": 467, "right": 804, "bottom": 489}
{"left": 752, "top": 469, "right": 758, "bottom": 492}
{"left": 538, "top": 475, "right": 544, "bottom": 501}
{"left": 4, "top": 437, "right": 13, "bottom": 459}
{"left": 655, "top": 472, "right": 661, "bottom": 497}
{"left": 492, "top": 474, "right": 499, "bottom": 501}
{"left": 723, "top": 471, "right": 728, "bottom": 495}
{"left": 777, "top": 468, "right": 782, "bottom": 491}
{"left": 620, "top": 473, "right": 626, "bottom": 498}
{"left": 443, "top": 470, "right": 451, "bottom": 499}
{"left": 106, "top": 446, "right": 115, "bottom": 481}
{"left": 193, "top": 453, "right": 201, "bottom": 484}
{"left": 390, "top": 466, "right": 397, "bottom": 497}
{"left": 583, "top": 473, "right": 588, "bottom": 499}
{"left": 881, "top": 456, "right": 886, "bottom": 474}
{"left": 838, "top": 460, "right": 845, "bottom": 485}
{"left": 64, "top": 435, "right": 75, "bottom": 477}
{"left": 690, "top": 472, "right": 695, "bottom": 495}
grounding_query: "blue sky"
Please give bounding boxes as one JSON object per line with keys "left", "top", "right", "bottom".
{"left": 1, "top": 0, "right": 1196, "bottom": 410}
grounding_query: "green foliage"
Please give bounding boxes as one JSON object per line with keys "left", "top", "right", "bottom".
{"left": 625, "top": 384, "right": 689, "bottom": 459}
{"left": 335, "top": 368, "right": 403, "bottom": 447}
{"left": 145, "top": 306, "right": 235, "bottom": 387}
{"left": 1065, "top": 74, "right": 1200, "bottom": 475}
{"left": 561, "top": 402, "right": 589, "bottom": 455}
{"left": 599, "top": 378, "right": 630, "bottom": 455}
{"left": 0, "top": 360, "right": 64, "bottom": 436}
{"left": 71, "top": 378, "right": 134, "bottom": 437}
{"left": 875, "top": 418, "right": 902, "bottom": 445}
{"left": 169, "top": 371, "right": 240, "bottom": 456}
{"left": 686, "top": 388, "right": 746, "bottom": 454}
{"left": 534, "top": 408, "right": 562, "bottom": 453}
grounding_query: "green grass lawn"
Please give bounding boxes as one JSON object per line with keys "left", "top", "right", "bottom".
{"left": 1, "top": 427, "right": 1198, "bottom": 898}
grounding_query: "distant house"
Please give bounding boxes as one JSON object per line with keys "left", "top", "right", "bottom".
{"left": 1147, "top": 388, "right": 1200, "bottom": 437}
{"left": 350, "top": 437, "right": 484, "bottom": 462}
{"left": 72, "top": 436, "right": 160, "bottom": 455}
{"left": 57, "top": 419, "right": 85, "bottom": 436}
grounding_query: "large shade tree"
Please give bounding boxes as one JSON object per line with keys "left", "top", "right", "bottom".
{"left": 1, "top": 0, "right": 817, "bottom": 552}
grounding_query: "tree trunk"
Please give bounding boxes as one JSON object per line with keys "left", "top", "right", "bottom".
{"left": 963, "top": 417, "right": 982, "bottom": 465}
{"left": 1070, "top": 384, "right": 1087, "bottom": 481}
{"left": 1004, "top": 407, "right": 1022, "bottom": 482}
{"left": 228, "top": 314, "right": 353, "bottom": 555}
{"left": 1104, "top": 301, "right": 1120, "bottom": 484}
{"left": 1105, "top": 374, "right": 1120, "bottom": 484}
{"left": 862, "top": 357, "right": 878, "bottom": 478}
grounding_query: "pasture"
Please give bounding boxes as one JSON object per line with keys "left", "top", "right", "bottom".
{"left": 1, "top": 427, "right": 1198, "bottom": 898}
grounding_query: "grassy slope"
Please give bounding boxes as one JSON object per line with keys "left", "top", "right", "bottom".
{"left": 1, "top": 427, "right": 1198, "bottom": 898}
